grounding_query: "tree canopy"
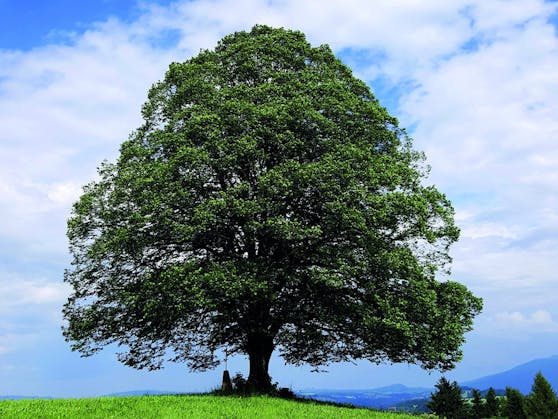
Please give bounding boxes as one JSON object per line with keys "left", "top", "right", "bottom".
{"left": 63, "top": 25, "right": 482, "bottom": 391}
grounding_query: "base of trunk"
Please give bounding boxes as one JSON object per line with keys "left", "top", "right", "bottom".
{"left": 247, "top": 333, "right": 274, "bottom": 393}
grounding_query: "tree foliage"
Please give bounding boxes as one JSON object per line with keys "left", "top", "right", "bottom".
{"left": 525, "top": 372, "right": 558, "bottom": 418}
{"left": 485, "top": 387, "right": 500, "bottom": 417}
{"left": 63, "top": 25, "right": 482, "bottom": 390}
{"left": 470, "top": 388, "right": 485, "bottom": 419}
{"left": 427, "top": 377, "right": 464, "bottom": 418}
{"left": 506, "top": 387, "right": 527, "bottom": 419}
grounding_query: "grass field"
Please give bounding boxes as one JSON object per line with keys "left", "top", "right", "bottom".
{"left": 0, "top": 394, "right": 421, "bottom": 418}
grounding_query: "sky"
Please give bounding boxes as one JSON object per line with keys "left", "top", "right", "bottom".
{"left": 0, "top": 0, "right": 557, "bottom": 398}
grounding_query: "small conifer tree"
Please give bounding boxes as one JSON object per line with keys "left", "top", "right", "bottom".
{"left": 525, "top": 371, "right": 558, "bottom": 418}
{"left": 427, "top": 377, "right": 464, "bottom": 418}
{"left": 506, "top": 387, "right": 527, "bottom": 419}
{"left": 471, "top": 388, "right": 485, "bottom": 419}
{"left": 485, "top": 387, "right": 500, "bottom": 417}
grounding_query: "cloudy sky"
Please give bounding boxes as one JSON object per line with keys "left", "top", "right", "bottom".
{"left": 1, "top": 0, "right": 557, "bottom": 397}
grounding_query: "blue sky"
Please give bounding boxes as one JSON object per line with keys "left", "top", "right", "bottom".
{"left": 1, "top": 0, "right": 558, "bottom": 397}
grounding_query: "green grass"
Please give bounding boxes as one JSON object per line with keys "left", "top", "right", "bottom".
{"left": 0, "top": 394, "right": 419, "bottom": 418}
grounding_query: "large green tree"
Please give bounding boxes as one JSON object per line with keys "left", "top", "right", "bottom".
{"left": 63, "top": 25, "right": 482, "bottom": 391}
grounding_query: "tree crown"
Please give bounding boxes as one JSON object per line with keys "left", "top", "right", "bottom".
{"left": 63, "top": 25, "right": 482, "bottom": 380}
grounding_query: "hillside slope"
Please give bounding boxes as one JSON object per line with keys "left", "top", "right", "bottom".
{"left": 0, "top": 394, "right": 415, "bottom": 418}
{"left": 462, "top": 355, "right": 558, "bottom": 393}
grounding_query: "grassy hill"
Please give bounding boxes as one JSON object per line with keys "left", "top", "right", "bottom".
{"left": 0, "top": 394, "right": 420, "bottom": 418}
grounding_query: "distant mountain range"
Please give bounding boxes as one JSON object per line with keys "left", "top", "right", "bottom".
{"left": 462, "top": 354, "right": 558, "bottom": 394}
{"left": 298, "top": 355, "right": 558, "bottom": 410}
{"left": 2, "top": 355, "right": 558, "bottom": 408}
{"left": 0, "top": 395, "right": 51, "bottom": 400}
{"left": 104, "top": 390, "right": 177, "bottom": 397}
{"left": 296, "top": 385, "right": 432, "bottom": 410}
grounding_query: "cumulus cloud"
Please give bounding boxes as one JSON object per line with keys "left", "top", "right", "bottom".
{"left": 482, "top": 309, "right": 558, "bottom": 336}
{"left": 0, "top": 275, "right": 70, "bottom": 354}
{"left": 401, "top": 16, "right": 558, "bottom": 192}
{"left": 46, "top": 181, "right": 83, "bottom": 206}
{"left": 497, "top": 310, "right": 553, "bottom": 324}
{"left": 0, "top": 276, "right": 70, "bottom": 310}
{"left": 0, "top": 17, "right": 182, "bottom": 255}
{"left": 394, "top": 2, "right": 558, "bottom": 329}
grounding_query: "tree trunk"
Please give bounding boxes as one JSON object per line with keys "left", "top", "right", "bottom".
{"left": 246, "top": 333, "right": 274, "bottom": 393}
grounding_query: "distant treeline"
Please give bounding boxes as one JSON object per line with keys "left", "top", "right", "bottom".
{"left": 427, "top": 371, "right": 557, "bottom": 418}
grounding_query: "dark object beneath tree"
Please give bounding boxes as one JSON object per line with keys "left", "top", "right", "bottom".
{"left": 221, "top": 370, "right": 232, "bottom": 394}
{"left": 278, "top": 387, "right": 295, "bottom": 399}
{"left": 62, "top": 25, "right": 482, "bottom": 393}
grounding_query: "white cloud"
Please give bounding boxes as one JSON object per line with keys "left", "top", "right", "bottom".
{"left": 46, "top": 181, "right": 83, "bottom": 206}
{"left": 484, "top": 309, "right": 558, "bottom": 335}
{"left": 401, "top": 16, "right": 558, "bottom": 187}
{"left": 460, "top": 222, "right": 519, "bottom": 240}
{"left": 453, "top": 236, "right": 558, "bottom": 286}
{"left": 496, "top": 310, "right": 554, "bottom": 325}
{"left": 132, "top": 0, "right": 478, "bottom": 80}
{"left": 392, "top": 3, "right": 558, "bottom": 327}
{"left": 0, "top": 275, "right": 70, "bottom": 354}
{"left": 0, "top": 331, "right": 43, "bottom": 356}
{"left": 0, "top": 14, "right": 185, "bottom": 255}
{"left": 0, "top": 278, "right": 70, "bottom": 309}
{"left": 466, "top": 0, "right": 554, "bottom": 34}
